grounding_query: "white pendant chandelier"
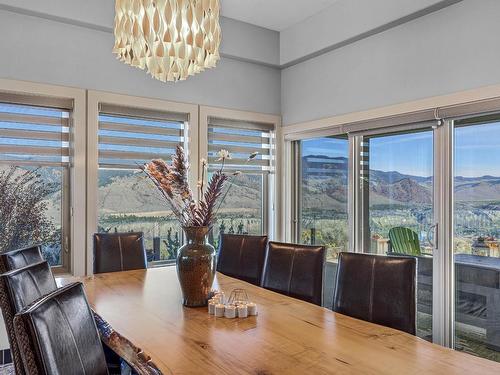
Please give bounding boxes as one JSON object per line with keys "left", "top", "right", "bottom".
{"left": 113, "top": 0, "right": 221, "bottom": 82}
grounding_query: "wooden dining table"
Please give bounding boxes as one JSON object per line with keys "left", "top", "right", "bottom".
{"left": 59, "top": 267, "right": 500, "bottom": 374}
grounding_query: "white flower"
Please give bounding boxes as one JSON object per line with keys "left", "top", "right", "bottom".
{"left": 216, "top": 149, "right": 231, "bottom": 161}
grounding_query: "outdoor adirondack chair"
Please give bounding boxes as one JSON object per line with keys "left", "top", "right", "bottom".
{"left": 388, "top": 227, "right": 421, "bottom": 256}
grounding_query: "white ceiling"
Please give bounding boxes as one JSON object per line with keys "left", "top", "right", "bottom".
{"left": 221, "top": 0, "right": 341, "bottom": 31}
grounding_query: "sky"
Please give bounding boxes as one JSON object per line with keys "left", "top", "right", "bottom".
{"left": 302, "top": 122, "right": 500, "bottom": 178}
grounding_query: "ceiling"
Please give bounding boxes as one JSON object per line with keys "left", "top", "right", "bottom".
{"left": 220, "top": 0, "right": 341, "bottom": 31}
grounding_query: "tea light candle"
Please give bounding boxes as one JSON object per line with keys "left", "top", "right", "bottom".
{"left": 211, "top": 296, "right": 221, "bottom": 304}
{"left": 215, "top": 304, "right": 225, "bottom": 317}
{"left": 208, "top": 300, "right": 216, "bottom": 315}
{"left": 215, "top": 292, "right": 225, "bottom": 304}
{"left": 224, "top": 305, "right": 237, "bottom": 319}
{"left": 237, "top": 304, "right": 248, "bottom": 318}
{"left": 247, "top": 302, "right": 257, "bottom": 316}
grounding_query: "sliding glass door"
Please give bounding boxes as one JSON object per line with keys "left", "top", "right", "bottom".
{"left": 356, "top": 128, "right": 435, "bottom": 341}
{"left": 453, "top": 116, "right": 500, "bottom": 360}
{"left": 291, "top": 114, "right": 500, "bottom": 363}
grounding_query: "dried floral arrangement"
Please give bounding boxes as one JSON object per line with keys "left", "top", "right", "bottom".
{"left": 143, "top": 146, "right": 257, "bottom": 228}
{"left": 0, "top": 167, "right": 58, "bottom": 253}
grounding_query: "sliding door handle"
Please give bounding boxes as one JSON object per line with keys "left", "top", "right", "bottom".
{"left": 427, "top": 223, "right": 438, "bottom": 250}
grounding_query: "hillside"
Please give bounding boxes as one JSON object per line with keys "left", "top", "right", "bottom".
{"left": 370, "top": 177, "right": 432, "bottom": 205}
{"left": 98, "top": 170, "right": 261, "bottom": 215}
{"left": 301, "top": 155, "right": 500, "bottom": 211}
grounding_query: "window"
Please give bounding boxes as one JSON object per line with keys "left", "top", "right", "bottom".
{"left": 453, "top": 116, "right": 500, "bottom": 361}
{"left": 97, "top": 104, "right": 189, "bottom": 265}
{"left": 207, "top": 117, "right": 275, "bottom": 247}
{"left": 0, "top": 94, "right": 72, "bottom": 269}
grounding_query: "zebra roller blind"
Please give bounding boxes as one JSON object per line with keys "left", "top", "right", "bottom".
{"left": 0, "top": 94, "right": 72, "bottom": 166}
{"left": 98, "top": 104, "right": 189, "bottom": 168}
{"left": 207, "top": 117, "right": 275, "bottom": 173}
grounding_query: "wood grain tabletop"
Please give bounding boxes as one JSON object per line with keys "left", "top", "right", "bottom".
{"left": 59, "top": 267, "right": 500, "bottom": 374}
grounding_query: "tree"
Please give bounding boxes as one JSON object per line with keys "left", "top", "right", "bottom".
{"left": 0, "top": 167, "right": 58, "bottom": 253}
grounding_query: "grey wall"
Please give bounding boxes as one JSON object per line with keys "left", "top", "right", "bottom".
{"left": 279, "top": 0, "right": 449, "bottom": 66}
{"left": 0, "top": 6, "right": 281, "bottom": 115}
{"left": 281, "top": 0, "right": 500, "bottom": 125}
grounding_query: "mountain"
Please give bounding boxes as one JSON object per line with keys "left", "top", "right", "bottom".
{"left": 98, "top": 171, "right": 261, "bottom": 215}
{"left": 301, "top": 155, "right": 500, "bottom": 207}
{"left": 455, "top": 179, "right": 500, "bottom": 202}
{"left": 370, "top": 170, "right": 431, "bottom": 184}
{"left": 370, "top": 178, "right": 432, "bottom": 205}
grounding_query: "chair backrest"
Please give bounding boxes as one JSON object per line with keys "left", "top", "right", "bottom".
{"left": 1, "top": 261, "right": 57, "bottom": 314}
{"left": 333, "top": 252, "right": 416, "bottom": 335}
{"left": 93, "top": 232, "right": 147, "bottom": 274}
{"left": 0, "top": 245, "right": 44, "bottom": 273}
{"left": 216, "top": 234, "right": 268, "bottom": 286}
{"left": 14, "top": 282, "right": 109, "bottom": 375}
{"left": 0, "top": 254, "right": 51, "bottom": 375}
{"left": 388, "top": 227, "right": 421, "bottom": 256}
{"left": 261, "top": 241, "right": 325, "bottom": 306}
{"left": 0, "top": 261, "right": 57, "bottom": 375}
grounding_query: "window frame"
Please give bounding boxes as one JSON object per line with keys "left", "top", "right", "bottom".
{"left": 87, "top": 91, "right": 198, "bottom": 275}
{"left": 0, "top": 78, "right": 86, "bottom": 276}
{"left": 199, "top": 106, "right": 281, "bottom": 240}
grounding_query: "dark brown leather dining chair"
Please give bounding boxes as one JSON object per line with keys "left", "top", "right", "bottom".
{"left": 217, "top": 234, "right": 268, "bottom": 285}
{"left": 93, "top": 232, "right": 147, "bottom": 274}
{"left": 0, "top": 261, "right": 57, "bottom": 375}
{"left": 261, "top": 242, "right": 325, "bottom": 306}
{"left": 333, "top": 252, "right": 416, "bottom": 335}
{"left": 14, "top": 282, "right": 109, "bottom": 375}
{"left": 0, "top": 255, "right": 52, "bottom": 375}
{"left": 0, "top": 244, "right": 44, "bottom": 273}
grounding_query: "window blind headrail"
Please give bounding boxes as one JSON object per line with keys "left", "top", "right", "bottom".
{"left": 208, "top": 117, "right": 274, "bottom": 132}
{"left": 350, "top": 120, "right": 440, "bottom": 137}
{"left": 208, "top": 131, "right": 270, "bottom": 145}
{"left": 100, "top": 104, "right": 189, "bottom": 123}
{"left": 437, "top": 97, "right": 500, "bottom": 120}
{"left": 343, "top": 109, "right": 439, "bottom": 134}
{"left": 0, "top": 92, "right": 73, "bottom": 110}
